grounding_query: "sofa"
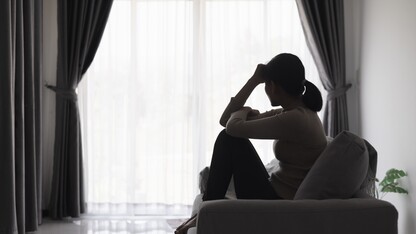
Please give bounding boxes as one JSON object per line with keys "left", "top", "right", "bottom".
{"left": 187, "top": 131, "right": 398, "bottom": 234}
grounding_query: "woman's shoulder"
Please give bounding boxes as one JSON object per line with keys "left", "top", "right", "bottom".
{"left": 279, "top": 106, "right": 317, "bottom": 119}
{"left": 280, "top": 106, "right": 324, "bottom": 133}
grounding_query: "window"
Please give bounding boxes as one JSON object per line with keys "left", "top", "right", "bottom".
{"left": 78, "top": 0, "right": 324, "bottom": 216}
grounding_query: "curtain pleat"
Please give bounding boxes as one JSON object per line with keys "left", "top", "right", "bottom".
{"left": 0, "top": 1, "right": 18, "bottom": 232}
{"left": 15, "top": 1, "right": 26, "bottom": 232}
{"left": 0, "top": 0, "right": 43, "bottom": 233}
{"left": 34, "top": 0, "right": 44, "bottom": 225}
{"left": 48, "top": 0, "right": 113, "bottom": 219}
{"left": 296, "top": 0, "right": 350, "bottom": 137}
{"left": 23, "top": 0, "right": 40, "bottom": 230}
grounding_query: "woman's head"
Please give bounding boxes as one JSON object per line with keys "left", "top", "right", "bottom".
{"left": 263, "top": 53, "right": 323, "bottom": 112}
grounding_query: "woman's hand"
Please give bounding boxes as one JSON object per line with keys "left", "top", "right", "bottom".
{"left": 240, "top": 107, "right": 260, "bottom": 120}
{"left": 219, "top": 64, "right": 267, "bottom": 126}
{"left": 250, "top": 64, "right": 267, "bottom": 85}
{"left": 247, "top": 109, "right": 260, "bottom": 120}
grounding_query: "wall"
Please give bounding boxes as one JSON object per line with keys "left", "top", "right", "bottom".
{"left": 356, "top": 0, "right": 416, "bottom": 233}
{"left": 344, "top": 0, "right": 362, "bottom": 136}
{"left": 42, "top": 0, "right": 58, "bottom": 210}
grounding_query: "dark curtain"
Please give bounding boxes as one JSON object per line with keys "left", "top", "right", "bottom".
{"left": 296, "top": 0, "right": 351, "bottom": 137}
{"left": 48, "top": 0, "right": 113, "bottom": 219}
{"left": 0, "top": 0, "right": 43, "bottom": 233}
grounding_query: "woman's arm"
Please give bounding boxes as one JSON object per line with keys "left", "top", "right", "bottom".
{"left": 246, "top": 108, "right": 283, "bottom": 121}
{"left": 219, "top": 64, "right": 266, "bottom": 127}
{"left": 226, "top": 108, "right": 304, "bottom": 140}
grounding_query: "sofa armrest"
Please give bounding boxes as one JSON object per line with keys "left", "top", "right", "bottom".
{"left": 196, "top": 198, "right": 397, "bottom": 234}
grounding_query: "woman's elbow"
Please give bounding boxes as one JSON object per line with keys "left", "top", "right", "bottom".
{"left": 219, "top": 119, "right": 227, "bottom": 127}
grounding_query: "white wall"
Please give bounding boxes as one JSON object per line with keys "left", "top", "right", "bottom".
{"left": 344, "top": 0, "right": 363, "bottom": 135}
{"left": 42, "top": 0, "right": 58, "bottom": 210}
{"left": 356, "top": 0, "right": 416, "bottom": 233}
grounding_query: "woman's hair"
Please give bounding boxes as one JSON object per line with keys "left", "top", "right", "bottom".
{"left": 264, "top": 53, "right": 323, "bottom": 112}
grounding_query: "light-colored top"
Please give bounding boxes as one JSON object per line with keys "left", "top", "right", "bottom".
{"left": 220, "top": 97, "right": 327, "bottom": 199}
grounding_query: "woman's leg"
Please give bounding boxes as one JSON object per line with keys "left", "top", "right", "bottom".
{"left": 203, "top": 130, "right": 279, "bottom": 201}
{"left": 176, "top": 130, "right": 279, "bottom": 234}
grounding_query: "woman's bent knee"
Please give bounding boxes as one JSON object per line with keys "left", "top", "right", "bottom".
{"left": 216, "top": 129, "right": 250, "bottom": 145}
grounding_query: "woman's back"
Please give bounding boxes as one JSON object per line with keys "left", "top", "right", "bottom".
{"left": 269, "top": 107, "right": 327, "bottom": 199}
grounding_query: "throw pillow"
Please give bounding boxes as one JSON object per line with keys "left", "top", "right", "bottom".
{"left": 294, "top": 131, "right": 369, "bottom": 200}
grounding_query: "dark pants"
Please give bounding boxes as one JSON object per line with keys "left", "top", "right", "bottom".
{"left": 202, "top": 130, "right": 281, "bottom": 201}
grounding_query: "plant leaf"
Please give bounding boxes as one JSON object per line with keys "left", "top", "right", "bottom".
{"left": 394, "top": 187, "right": 409, "bottom": 194}
{"left": 386, "top": 168, "right": 407, "bottom": 179}
{"left": 381, "top": 185, "right": 396, "bottom": 193}
{"left": 378, "top": 168, "right": 409, "bottom": 196}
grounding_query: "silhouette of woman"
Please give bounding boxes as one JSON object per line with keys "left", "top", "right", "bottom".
{"left": 175, "top": 53, "right": 327, "bottom": 234}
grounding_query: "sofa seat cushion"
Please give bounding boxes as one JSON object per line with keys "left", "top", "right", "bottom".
{"left": 294, "top": 131, "right": 369, "bottom": 200}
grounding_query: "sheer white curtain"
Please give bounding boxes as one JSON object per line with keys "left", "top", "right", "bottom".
{"left": 78, "top": 0, "right": 324, "bottom": 216}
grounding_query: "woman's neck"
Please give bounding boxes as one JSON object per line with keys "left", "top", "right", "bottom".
{"left": 281, "top": 96, "right": 305, "bottom": 111}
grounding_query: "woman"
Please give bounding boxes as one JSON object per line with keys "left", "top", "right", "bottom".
{"left": 175, "top": 53, "right": 327, "bottom": 233}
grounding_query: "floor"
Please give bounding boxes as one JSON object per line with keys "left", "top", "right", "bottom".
{"left": 37, "top": 216, "right": 188, "bottom": 234}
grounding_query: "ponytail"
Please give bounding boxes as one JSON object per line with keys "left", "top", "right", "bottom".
{"left": 302, "top": 80, "right": 323, "bottom": 112}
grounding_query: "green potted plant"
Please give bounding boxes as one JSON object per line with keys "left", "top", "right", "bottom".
{"left": 376, "top": 168, "right": 408, "bottom": 199}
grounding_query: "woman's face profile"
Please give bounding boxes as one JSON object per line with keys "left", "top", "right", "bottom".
{"left": 265, "top": 81, "right": 280, "bottom": 107}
